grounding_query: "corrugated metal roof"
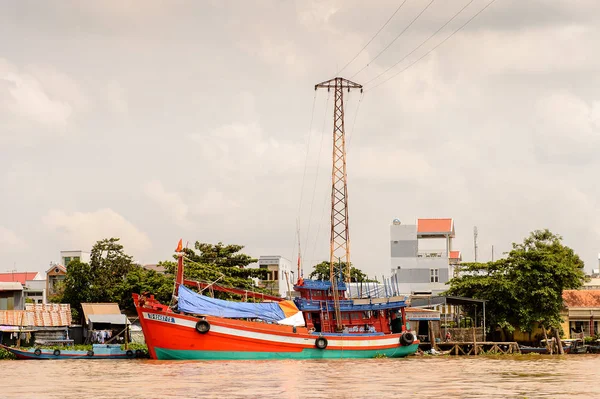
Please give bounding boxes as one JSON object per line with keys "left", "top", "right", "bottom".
{"left": 0, "top": 282, "right": 24, "bottom": 291}
{"left": 88, "top": 314, "right": 129, "bottom": 325}
{"left": 81, "top": 303, "right": 122, "bottom": 324}
{"left": 449, "top": 250, "right": 462, "bottom": 260}
{"left": 0, "top": 304, "right": 72, "bottom": 327}
{"left": 563, "top": 290, "right": 600, "bottom": 308}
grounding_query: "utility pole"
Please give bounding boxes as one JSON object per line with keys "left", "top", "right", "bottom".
{"left": 491, "top": 245, "right": 494, "bottom": 262}
{"left": 315, "top": 77, "right": 362, "bottom": 332}
{"left": 473, "top": 226, "right": 479, "bottom": 262}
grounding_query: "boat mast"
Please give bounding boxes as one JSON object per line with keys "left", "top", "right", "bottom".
{"left": 174, "top": 239, "right": 184, "bottom": 297}
{"left": 296, "top": 219, "right": 302, "bottom": 283}
{"left": 315, "top": 77, "right": 362, "bottom": 332}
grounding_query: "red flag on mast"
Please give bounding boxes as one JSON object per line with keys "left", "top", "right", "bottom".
{"left": 175, "top": 239, "right": 183, "bottom": 252}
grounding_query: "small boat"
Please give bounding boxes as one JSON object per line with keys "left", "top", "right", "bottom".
{"left": 0, "top": 344, "right": 143, "bottom": 360}
{"left": 562, "top": 339, "right": 588, "bottom": 354}
{"left": 519, "top": 340, "right": 574, "bottom": 354}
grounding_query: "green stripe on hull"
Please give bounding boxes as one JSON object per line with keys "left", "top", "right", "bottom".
{"left": 154, "top": 344, "right": 418, "bottom": 360}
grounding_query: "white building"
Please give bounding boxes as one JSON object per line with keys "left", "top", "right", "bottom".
{"left": 390, "top": 218, "right": 461, "bottom": 295}
{"left": 24, "top": 274, "right": 46, "bottom": 304}
{"left": 256, "top": 256, "right": 293, "bottom": 298}
{"left": 60, "top": 250, "right": 91, "bottom": 266}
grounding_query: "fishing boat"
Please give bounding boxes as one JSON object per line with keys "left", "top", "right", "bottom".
{"left": 135, "top": 77, "right": 419, "bottom": 360}
{"left": 134, "top": 255, "right": 418, "bottom": 360}
{"left": 0, "top": 343, "right": 143, "bottom": 360}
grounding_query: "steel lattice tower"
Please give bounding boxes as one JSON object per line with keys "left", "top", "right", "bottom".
{"left": 315, "top": 77, "right": 362, "bottom": 331}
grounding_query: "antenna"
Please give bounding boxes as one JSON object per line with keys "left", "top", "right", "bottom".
{"left": 296, "top": 219, "right": 302, "bottom": 282}
{"left": 474, "top": 226, "right": 478, "bottom": 262}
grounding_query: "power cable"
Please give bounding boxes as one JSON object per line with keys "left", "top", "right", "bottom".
{"left": 291, "top": 93, "right": 316, "bottom": 277}
{"left": 302, "top": 92, "right": 331, "bottom": 265}
{"left": 350, "top": 0, "right": 436, "bottom": 79}
{"left": 336, "top": 0, "right": 409, "bottom": 76}
{"left": 367, "top": 0, "right": 498, "bottom": 92}
{"left": 365, "top": 0, "right": 477, "bottom": 86}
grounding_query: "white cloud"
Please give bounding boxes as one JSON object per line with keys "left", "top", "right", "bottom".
{"left": 144, "top": 180, "right": 190, "bottom": 227}
{"left": 0, "top": 227, "right": 27, "bottom": 252}
{"left": 533, "top": 91, "right": 600, "bottom": 162}
{"left": 42, "top": 209, "right": 151, "bottom": 255}
{"left": 0, "top": 58, "right": 87, "bottom": 143}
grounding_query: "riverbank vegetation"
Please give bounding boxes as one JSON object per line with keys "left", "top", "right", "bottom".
{"left": 50, "top": 238, "right": 276, "bottom": 317}
{"left": 445, "top": 229, "right": 586, "bottom": 341}
{"left": 0, "top": 346, "right": 16, "bottom": 360}
{"left": 309, "top": 261, "right": 378, "bottom": 282}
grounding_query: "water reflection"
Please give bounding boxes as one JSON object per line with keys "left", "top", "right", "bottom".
{"left": 0, "top": 355, "right": 598, "bottom": 398}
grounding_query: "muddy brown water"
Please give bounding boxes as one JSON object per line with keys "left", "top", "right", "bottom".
{"left": 1, "top": 355, "right": 598, "bottom": 398}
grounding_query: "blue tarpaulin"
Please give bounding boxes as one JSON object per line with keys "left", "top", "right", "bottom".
{"left": 177, "top": 285, "right": 286, "bottom": 322}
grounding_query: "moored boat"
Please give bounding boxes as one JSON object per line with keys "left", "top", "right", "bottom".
{"left": 136, "top": 77, "right": 419, "bottom": 360}
{"left": 0, "top": 343, "right": 143, "bottom": 360}
{"left": 134, "top": 253, "right": 419, "bottom": 360}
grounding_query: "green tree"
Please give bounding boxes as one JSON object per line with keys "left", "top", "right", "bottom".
{"left": 88, "top": 238, "right": 136, "bottom": 304}
{"left": 117, "top": 265, "right": 174, "bottom": 311}
{"left": 60, "top": 260, "right": 94, "bottom": 312}
{"left": 57, "top": 238, "right": 138, "bottom": 313}
{"left": 445, "top": 229, "right": 586, "bottom": 339}
{"left": 308, "top": 261, "right": 378, "bottom": 282}
{"left": 165, "top": 241, "right": 270, "bottom": 300}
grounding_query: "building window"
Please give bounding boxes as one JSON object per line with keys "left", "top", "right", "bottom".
{"left": 74, "top": 257, "right": 80, "bottom": 262}
{"left": 430, "top": 269, "right": 439, "bottom": 283}
{"left": 63, "top": 257, "right": 71, "bottom": 266}
{"left": 274, "top": 271, "right": 278, "bottom": 281}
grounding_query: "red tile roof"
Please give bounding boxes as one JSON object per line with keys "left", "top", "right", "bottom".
{"left": 0, "top": 272, "right": 39, "bottom": 285}
{"left": 562, "top": 290, "right": 600, "bottom": 308}
{"left": 449, "top": 250, "right": 462, "bottom": 260}
{"left": 417, "top": 218, "right": 454, "bottom": 235}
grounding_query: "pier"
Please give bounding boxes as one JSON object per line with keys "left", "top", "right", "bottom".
{"left": 421, "top": 341, "right": 521, "bottom": 355}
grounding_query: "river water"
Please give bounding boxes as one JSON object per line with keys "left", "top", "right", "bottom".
{"left": 1, "top": 355, "right": 598, "bottom": 398}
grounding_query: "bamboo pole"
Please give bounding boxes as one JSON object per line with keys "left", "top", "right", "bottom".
{"left": 543, "top": 327, "right": 552, "bottom": 355}
{"left": 554, "top": 328, "right": 564, "bottom": 355}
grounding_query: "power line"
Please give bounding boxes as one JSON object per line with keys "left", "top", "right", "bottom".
{"left": 365, "top": 0, "right": 477, "bottom": 86}
{"left": 366, "top": 0, "right": 498, "bottom": 92}
{"left": 350, "top": 0, "right": 436, "bottom": 79}
{"left": 336, "top": 0, "right": 409, "bottom": 76}
{"left": 303, "top": 92, "right": 331, "bottom": 264}
{"left": 295, "top": 93, "right": 317, "bottom": 220}
{"left": 346, "top": 92, "right": 364, "bottom": 153}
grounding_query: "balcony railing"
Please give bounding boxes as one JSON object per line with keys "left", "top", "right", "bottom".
{"left": 417, "top": 250, "right": 448, "bottom": 258}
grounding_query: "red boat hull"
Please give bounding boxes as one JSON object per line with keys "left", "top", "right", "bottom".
{"left": 136, "top": 307, "right": 419, "bottom": 360}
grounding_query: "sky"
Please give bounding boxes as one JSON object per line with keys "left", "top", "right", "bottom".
{"left": 1, "top": 0, "right": 600, "bottom": 277}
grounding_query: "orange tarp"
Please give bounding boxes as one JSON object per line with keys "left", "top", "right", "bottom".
{"left": 278, "top": 300, "right": 299, "bottom": 317}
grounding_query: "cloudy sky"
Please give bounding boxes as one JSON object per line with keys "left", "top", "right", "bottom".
{"left": 1, "top": 0, "right": 599, "bottom": 277}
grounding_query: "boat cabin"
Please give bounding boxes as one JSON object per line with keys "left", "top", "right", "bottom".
{"left": 293, "top": 279, "right": 408, "bottom": 335}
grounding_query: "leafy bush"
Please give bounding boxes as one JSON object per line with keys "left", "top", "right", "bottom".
{"left": 0, "top": 346, "right": 16, "bottom": 360}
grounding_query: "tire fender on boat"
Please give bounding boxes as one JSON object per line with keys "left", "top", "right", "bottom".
{"left": 53, "top": 349, "right": 61, "bottom": 357}
{"left": 87, "top": 350, "right": 94, "bottom": 357}
{"left": 34, "top": 348, "right": 42, "bottom": 356}
{"left": 315, "top": 337, "right": 328, "bottom": 350}
{"left": 126, "top": 350, "right": 134, "bottom": 357}
{"left": 195, "top": 319, "right": 211, "bottom": 334}
{"left": 135, "top": 349, "right": 144, "bottom": 358}
{"left": 399, "top": 332, "right": 415, "bottom": 346}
